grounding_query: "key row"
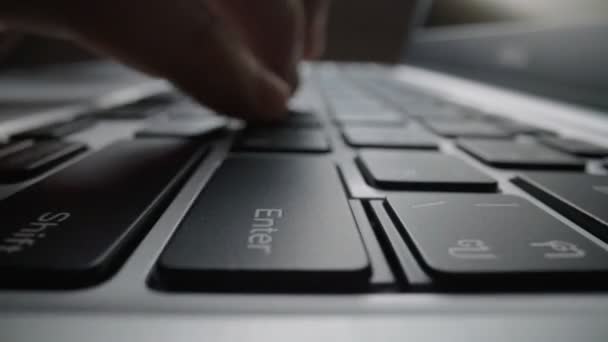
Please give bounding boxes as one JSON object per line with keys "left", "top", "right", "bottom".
{"left": 155, "top": 155, "right": 608, "bottom": 292}
{"left": 1, "top": 148, "right": 607, "bottom": 291}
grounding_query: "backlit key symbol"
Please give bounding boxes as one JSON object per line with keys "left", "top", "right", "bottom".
{"left": 530, "top": 240, "right": 586, "bottom": 259}
{"left": 448, "top": 239, "right": 497, "bottom": 259}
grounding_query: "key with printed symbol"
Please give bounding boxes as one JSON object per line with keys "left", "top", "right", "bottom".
{"left": 448, "top": 240, "right": 497, "bottom": 260}
{"left": 514, "top": 172, "right": 608, "bottom": 243}
{"left": 529, "top": 241, "right": 586, "bottom": 259}
{"left": 0, "top": 139, "right": 206, "bottom": 288}
{"left": 155, "top": 156, "right": 370, "bottom": 292}
{"left": 386, "top": 193, "right": 608, "bottom": 285}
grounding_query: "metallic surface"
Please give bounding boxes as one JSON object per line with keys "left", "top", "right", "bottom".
{"left": 0, "top": 64, "right": 608, "bottom": 341}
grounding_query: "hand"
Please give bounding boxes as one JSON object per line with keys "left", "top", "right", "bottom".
{"left": 0, "top": 0, "right": 330, "bottom": 120}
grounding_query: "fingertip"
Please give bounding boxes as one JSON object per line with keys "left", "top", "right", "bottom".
{"left": 304, "top": 19, "right": 327, "bottom": 59}
{"left": 302, "top": 0, "right": 330, "bottom": 59}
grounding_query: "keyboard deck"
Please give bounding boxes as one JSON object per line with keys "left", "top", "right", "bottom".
{"left": 1, "top": 63, "right": 608, "bottom": 296}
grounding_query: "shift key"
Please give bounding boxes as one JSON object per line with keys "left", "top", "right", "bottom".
{"left": 0, "top": 139, "right": 206, "bottom": 288}
{"left": 156, "top": 156, "right": 371, "bottom": 292}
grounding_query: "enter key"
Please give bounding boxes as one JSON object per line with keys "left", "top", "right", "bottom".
{"left": 155, "top": 155, "right": 370, "bottom": 292}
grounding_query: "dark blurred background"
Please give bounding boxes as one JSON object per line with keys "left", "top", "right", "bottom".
{"left": 0, "top": 0, "right": 417, "bottom": 68}
{"left": 323, "top": 0, "right": 415, "bottom": 63}
{"left": 2, "top": 0, "right": 608, "bottom": 66}
{"left": 1, "top": 0, "right": 607, "bottom": 110}
{"left": 426, "top": 0, "right": 608, "bottom": 26}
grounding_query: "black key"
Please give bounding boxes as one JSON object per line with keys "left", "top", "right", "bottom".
{"left": 14, "top": 117, "right": 96, "bottom": 139}
{"left": 458, "top": 138, "right": 585, "bottom": 170}
{"left": 236, "top": 128, "right": 330, "bottom": 153}
{"left": 137, "top": 116, "right": 226, "bottom": 138}
{"left": 0, "top": 139, "right": 205, "bottom": 288}
{"left": 387, "top": 194, "right": 608, "bottom": 282}
{"left": 425, "top": 120, "right": 512, "bottom": 138}
{"left": 248, "top": 110, "right": 322, "bottom": 129}
{"left": 343, "top": 126, "right": 438, "bottom": 149}
{"left": 281, "top": 110, "right": 322, "bottom": 128}
{"left": 156, "top": 156, "right": 371, "bottom": 291}
{"left": 0, "top": 141, "right": 87, "bottom": 182}
{"left": 538, "top": 136, "right": 608, "bottom": 158}
{"left": 514, "top": 172, "right": 608, "bottom": 243}
{"left": 358, "top": 150, "right": 496, "bottom": 192}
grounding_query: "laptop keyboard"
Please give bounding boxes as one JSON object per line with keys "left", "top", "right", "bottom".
{"left": 1, "top": 63, "right": 608, "bottom": 293}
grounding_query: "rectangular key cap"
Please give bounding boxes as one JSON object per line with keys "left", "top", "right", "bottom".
{"left": 514, "top": 172, "right": 608, "bottom": 243}
{"left": 0, "top": 139, "right": 205, "bottom": 288}
{"left": 235, "top": 128, "right": 330, "bottom": 153}
{"left": 137, "top": 116, "right": 226, "bottom": 138}
{"left": 14, "top": 117, "right": 96, "bottom": 139}
{"left": 358, "top": 150, "right": 496, "bottom": 192}
{"left": 538, "top": 136, "right": 608, "bottom": 158}
{"left": 425, "top": 120, "right": 512, "bottom": 138}
{"left": 0, "top": 140, "right": 86, "bottom": 182}
{"left": 248, "top": 110, "right": 322, "bottom": 129}
{"left": 458, "top": 138, "right": 585, "bottom": 170}
{"left": 387, "top": 194, "right": 608, "bottom": 282}
{"left": 343, "top": 126, "right": 438, "bottom": 149}
{"left": 156, "top": 156, "right": 370, "bottom": 291}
